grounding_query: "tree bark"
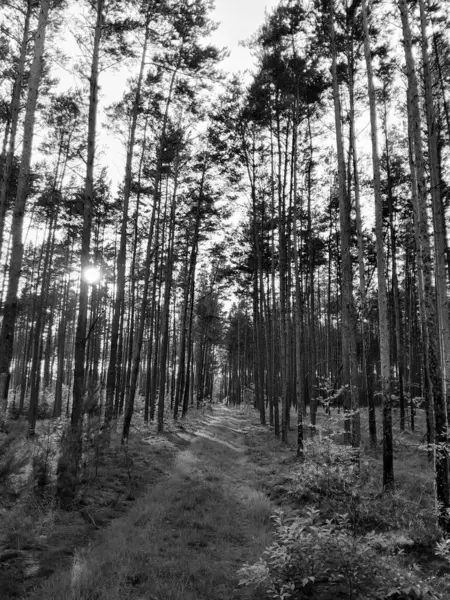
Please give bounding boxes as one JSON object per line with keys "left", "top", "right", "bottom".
{"left": 418, "top": 0, "right": 450, "bottom": 408}
{"left": 329, "top": 0, "right": 359, "bottom": 452}
{"left": 362, "top": 0, "right": 394, "bottom": 488}
{"left": 0, "top": 0, "right": 32, "bottom": 254}
{"left": 0, "top": 0, "right": 50, "bottom": 427}
{"left": 57, "top": 0, "right": 103, "bottom": 508}
{"left": 104, "top": 18, "right": 151, "bottom": 431}
{"left": 398, "top": 0, "right": 449, "bottom": 530}
{"left": 122, "top": 60, "right": 180, "bottom": 442}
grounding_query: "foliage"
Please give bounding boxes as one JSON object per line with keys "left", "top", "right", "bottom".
{"left": 27, "top": 408, "right": 272, "bottom": 600}
{"left": 238, "top": 506, "right": 437, "bottom": 600}
{"left": 287, "top": 435, "right": 357, "bottom": 505}
{"left": 435, "top": 537, "right": 450, "bottom": 563}
{"left": 0, "top": 422, "right": 34, "bottom": 496}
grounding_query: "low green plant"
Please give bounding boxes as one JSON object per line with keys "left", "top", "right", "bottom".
{"left": 245, "top": 489, "right": 273, "bottom": 525}
{"left": 239, "top": 507, "right": 435, "bottom": 600}
{"left": 0, "top": 433, "right": 17, "bottom": 485}
{"left": 288, "top": 437, "right": 357, "bottom": 508}
{"left": 435, "top": 537, "right": 450, "bottom": 563}
{"left": 0, "top": 421, "right": 31, "bottom": 496}
{"left": 32, "top": 424, "right": 58, "bottom": 492}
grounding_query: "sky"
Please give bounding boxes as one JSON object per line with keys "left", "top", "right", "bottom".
{"left": 98, "top": 0, "right": 279, "bottom": 105}
{"left": 96, "top": 0, "right": 280, "bottom": 187}
{"left": 209, "top": 0, "right": 279, "bottom": 74}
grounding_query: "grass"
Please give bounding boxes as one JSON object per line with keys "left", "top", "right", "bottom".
{"left": 24, "top": 406, "right": 274, "bottom": 600}
{"left": 0, "top": 410, "right": 186, "bottom": 599}
{"left": 3, "top": 400, "right": 449, "bottom": 599}
{"left": 240, "top": 403, "right": 450, "bottom": 599}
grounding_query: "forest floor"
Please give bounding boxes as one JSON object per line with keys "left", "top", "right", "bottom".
{"left": 1, "top": 404, "right": 276, "bottom": 599}
{"left": 2, "top": 404, "right": 450, "bottom": 599}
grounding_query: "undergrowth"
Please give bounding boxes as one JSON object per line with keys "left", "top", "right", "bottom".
{"left": 239, "top": 506, "right": 441, "bottom": 600}
{"left": 239, "top": 410, "right": 449, "bottom": 600}
{"left": 0, "top": 403, "right": 186, "bottom": 598}
{"left": 27, "top": 409, "right": 272, "bottom": 600}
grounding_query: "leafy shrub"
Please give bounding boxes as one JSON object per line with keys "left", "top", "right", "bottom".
{"left": 288, "top": 436, "right": 439, "bottom": 547}
{"left": 435, "top": 537, "right": 450, "bottom": 563}
{"left": 288, "top": 437, "right": 357, "bottom": 508}
{"left": 0, "top": 422, "right": 31, "bottom": 495}
{"left": 36, "top": 395, "right": 53, "bottom": 420}
{"left": 0, "top": 433, "right": 17, "bottom": 485}
{"left": 239, "top": 507, "right": 435, "bottom": 600}
{"left": 32, "top": 426, "right": 58, "bottom": 492}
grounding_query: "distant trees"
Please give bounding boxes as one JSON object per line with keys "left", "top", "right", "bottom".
{"left": 214, "top": 0, "right": 450, "bottom": 532}
{"left": 361, "top": 0, "right": 393, "bottom": 487}
{"left": 0, "top": 0, "right": 227, "bottom": 500}
{"left": 0, "top": 0, "right": 449, "bottom": 534}
{"left": 0, "top": 0, "right": 53, "bottom": 426}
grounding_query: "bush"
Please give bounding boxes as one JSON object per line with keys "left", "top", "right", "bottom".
{"left": 238, "top": 507, "right": 436, "bottom": 600}
{"left": 287, "top": 437, "right": 357, "bottom": 508}
{"left": 0, "top": 433, "right": 17, "bottom": 485}
{"left": 32, "top": 426, "right": 57, "bottom": 492}
{"left": 0, "top": 422, "right": 31, "bottom": 496}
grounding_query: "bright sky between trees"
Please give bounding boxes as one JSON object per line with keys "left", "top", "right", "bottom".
{"left": 210, "top": 0, "right": 279, "bottom": 73}
{"left": 96, "top": 0, "right": 280, "bottom": 188}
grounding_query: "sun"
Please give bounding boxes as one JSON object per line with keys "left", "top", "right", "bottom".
{"left": 82, "top": 265, "right": 101, "bottom": 285}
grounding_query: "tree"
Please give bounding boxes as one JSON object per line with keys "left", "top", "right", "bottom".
{"left": 104, "top": 2, "right": 153, "bottom": 433}
{"left": 328, "top": 0, "right": 359, "bottom": 452}
{"left": 398, "top": 0, "right": 450, "bottom": 530}
{"left": 57, "top": 0, "right": 105, "bottom": 508}
{"left": 0, "top": 0, "right": 34, "bottom": 256}
{"left": 0, "top": 0, "right": 52, "bottom": 427}
{"left": 361, "top": 0, "right": 393, "bottom": 488}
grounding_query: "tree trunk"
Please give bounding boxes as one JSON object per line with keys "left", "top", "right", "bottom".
{"left": 57, "top": 0, "right": 103, "bottom": 508}
{"left": 0, "top": 0, "right": 50, "bottom": 427}
{"left": 418, "top": 0, "right": 450, "bottom": 411}
{"left": 382, "top": 100, "right": 405, "bottom": 431}
{"left": 0, "top": 0, "right": 32, "bottom": 254}
{"left": 174, "top": 164, "right": 207, "bottom": 419}
{"left": 122, "top": 59, "right": 180, "bottom": 442}
{"left": 348, "top": 24, "right": 375, "bottom": 446}
{"left": 291, "top": 100, "right": 304, "bottom": 458}
{"left": 329, "top": 0, "right": 359, "bottom": 452}
{"left": 362, "top": 0, "right": 394, "bottom": 488}
{"left": 54, "top": 251, "right": 71, "bottom": 418}
{"left": 28, "top": 212, "right": 57, "bottom": 434}
{"left": 399, "top": 0, "right": 449, "bottom": 530}
{"left": 104, "top": 19, "right": 150, "bottom": 431}
{"left": 157, "top": 158, "right": 179, "bottom": 433}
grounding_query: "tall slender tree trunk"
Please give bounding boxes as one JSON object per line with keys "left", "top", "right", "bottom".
{"left": 122, "top": 60, "right": 180, "bottom": 442}
{"left": 383, "top": 102, "right": 405, "bottom": 431}
{"left": 399, "top": 0, "right": 449, "bottom": 530}
{"left": 251, "top": 169, "right": 266, "bottom": 425}
{"left": 418, "top": 0, "right": 450, "bottom": 405}
{"left": 291, "top": 100, "right": 304, "bottom": 458}
{"left": 348, "top": 26, "right": 376, "bottom": 446}
{"left": 157, "top": 157, "right": 179, "bottom": 433}
{"left": 0, "top": 0, "right": 32, "bottom": 254}
{"left": 57, "top": 0, "right": 103, "bottom": 508}
{"left": 329, "top": 0, "right": 359, "bottom": 452}
{"left": 308, "top": 121, "right": 317, "bottom": 434}
{"left": 362, "top": 0, "right": 394, "bottom": 488}
{"left": 182, "top": 291, "right": 195, "bottom": 417}
{"left": 268, "top": 121, "right": 280, "bottom": 436}
{"left": 174, "top": 164, "right": 207, "bottom": 419}
{"left": 28, "top": 213, "right": 57, "bottom": 434}
{"left": 104, "top": 21, "right": 151, "bottom": 431}
{"left": 0, "top": 0, "right": 50, "bottom": 427}
{"left": 54, "top": 250, "right": 71, "bottom": 418}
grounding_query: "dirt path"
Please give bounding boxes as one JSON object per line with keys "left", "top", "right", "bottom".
{"left": 28, "top": 405, "right": 274, "bottom": 600}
